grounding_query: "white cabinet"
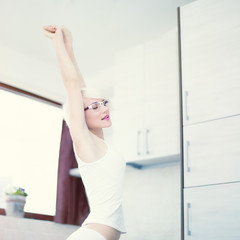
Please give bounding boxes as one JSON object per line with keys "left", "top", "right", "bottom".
{"left": 184, "top": 115, "right": 240, "bottom": 187}
{"left": 180, "top": 0, "right": 240, "bottom": 239}
{"left": 181, "top": 0, "right": 240, "bottom": 125}
{"left": 113, "top": 29, "right": 180, "bottom": 163}
{"left": 143, "top": 29, "right": 180, "bottom": 160}
{"left": 184, "top": 183, "right": 240, "bottom": 240}
{"left": 112, "top": 44, "right": 145, "bottom": 161}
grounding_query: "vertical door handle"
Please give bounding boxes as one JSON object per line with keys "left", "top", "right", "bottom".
{"left": 185, "top": 140, "right": 191, "bottom": 172}
{"left": 184, "top": 90, "right": 189, "bottom": 121}
{"left": 187, "top": 203, "right": 192, "bottom": 236}
{"left": 137, "top": 131, "right": 141, "bottom": 155}
{"left": 146, "top": 129, "right": 150, "bottom": 155}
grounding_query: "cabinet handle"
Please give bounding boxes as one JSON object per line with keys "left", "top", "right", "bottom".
{"left": 187, "top": 203, "right": 192, "bottom": 236}
{"left": 185, "top": 141, "right": 191, "bottom": 172}
{"left": 146, "top": 129, "right": 150, "bottom": 155}
{"left": 137, "top": 131, "right": 141, "bottom": 155}
{"left": 184, "top": 90, "right": 189, "bottom": 121}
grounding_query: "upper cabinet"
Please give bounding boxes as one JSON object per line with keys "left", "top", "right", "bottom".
{"left": 112, "top": 29, "right": 180, "bottom": 163}
{"left": 181, "top": 0, "right": 240, "bottom": 125}
{"left": 112, "top": 44, "right": 145, "bottom": 162}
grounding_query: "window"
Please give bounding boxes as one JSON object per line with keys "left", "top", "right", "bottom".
{"left": 0, "top": 89, "right": 62, "bottom": 216}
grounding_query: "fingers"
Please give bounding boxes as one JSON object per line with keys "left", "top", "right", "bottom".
{"left": 43, "top": 25, "right": 66, "bottom": 41}
{"left": 43, "top": 25, "right": 57, "bottom": 33}
{"left": 43, "top": 29, "right": 55, "bottom": 38}
{"left": 43, "top": 25, "right": 58, "bottom": 39}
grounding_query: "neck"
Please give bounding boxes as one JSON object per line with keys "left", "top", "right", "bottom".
{"left": 89, "top": 128, "right": 104, "bottom": 140}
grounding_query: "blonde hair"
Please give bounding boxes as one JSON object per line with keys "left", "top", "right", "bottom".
{"left": 81, "top": 88, "right": 107, "bottom": 99}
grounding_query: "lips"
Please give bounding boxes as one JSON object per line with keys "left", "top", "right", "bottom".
{"left": 102, "top": 115, "right": 110, "bottom": 120}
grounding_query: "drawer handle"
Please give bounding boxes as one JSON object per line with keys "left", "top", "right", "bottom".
{"left": 185, "top": 141, "right": 191, "bottom": 172}
{"left": 187, "top": 202, "right": 192, "bottom": 236}
{"left": 146, "top": 129, "right": 150, "bottom": 155}
{"left": 137, "top": 131, "right": 141, "bottom": 155}
{"left": 184, "top": 91, "right": 189, "bottom": 121}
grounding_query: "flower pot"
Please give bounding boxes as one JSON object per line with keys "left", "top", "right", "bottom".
{"left": 5, "top": 195, "right": 26, "bottom": 218}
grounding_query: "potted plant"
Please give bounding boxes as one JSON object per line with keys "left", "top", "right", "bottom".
{"left": 4, "top": 186, "right": 28, "bottom": 218}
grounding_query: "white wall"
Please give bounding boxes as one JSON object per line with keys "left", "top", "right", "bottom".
{"left": 0, "top": 45, "right": 64, "bottom": 102}
{"left": 0, "top": 0, "right": 196, "bottom": 102}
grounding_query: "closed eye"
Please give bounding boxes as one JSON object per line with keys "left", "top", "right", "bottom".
{"left": 92, "top": 104, "right": 99, "bottom": 109}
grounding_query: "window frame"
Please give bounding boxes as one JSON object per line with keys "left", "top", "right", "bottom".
{"left": 0, "top": 82, "right": 62, "bottom": 221}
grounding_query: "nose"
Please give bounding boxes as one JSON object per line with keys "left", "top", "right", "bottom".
{"left": 100, "top": 104, "right": 109, "bottom": 112}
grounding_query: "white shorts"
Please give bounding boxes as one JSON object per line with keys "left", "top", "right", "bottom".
{"left": 66, "top": 227, "right": 106, "bottom": 240}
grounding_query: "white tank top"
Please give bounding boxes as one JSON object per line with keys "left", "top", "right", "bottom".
{"left": 73, "top": 141, "right": 127, "bottom": 234}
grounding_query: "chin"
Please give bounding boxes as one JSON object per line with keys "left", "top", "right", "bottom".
{"left": 103, "top": 121, "right": 112, "bottom": 128}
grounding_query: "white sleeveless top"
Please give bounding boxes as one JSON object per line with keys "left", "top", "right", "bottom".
{"left": 72, "top": 141, "right": 127, "bottom": 234}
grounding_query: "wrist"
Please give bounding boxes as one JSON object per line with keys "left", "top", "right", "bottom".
{"left": 53, "top": 37, "right": 64, "bottom": 48}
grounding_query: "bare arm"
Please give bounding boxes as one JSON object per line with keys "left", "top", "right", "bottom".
{"left": 43, "top": 25, "right": 91, "bottom": 148}
{"left": 61, "top": 26, "right": 86, "bottom": 89}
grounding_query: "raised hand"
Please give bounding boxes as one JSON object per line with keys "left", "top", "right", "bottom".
{"left": 43, "top": 25, "right": 64, "bottom": 43}
{"left": 43, "top": 25, "right": 74, "bottom": 56}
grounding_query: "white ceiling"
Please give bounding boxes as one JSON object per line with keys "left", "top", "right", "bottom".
{"left": 0, "top": 0, "right": 195, "bottom": 103}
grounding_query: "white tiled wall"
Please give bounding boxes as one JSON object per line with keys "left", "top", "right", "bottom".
{"left": 0, "top": 216, "right": 79, "bottom": 240}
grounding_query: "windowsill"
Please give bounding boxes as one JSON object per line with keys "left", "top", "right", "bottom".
{"left": 0, "top": 215, "right": 79, "bottom": 239}
{"left": 0, "top": 208, "right": 54, "bottom": 221}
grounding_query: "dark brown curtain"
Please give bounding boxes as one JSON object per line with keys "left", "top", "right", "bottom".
{"left": 55, "top": 120, "right": 90, "bottom": 225}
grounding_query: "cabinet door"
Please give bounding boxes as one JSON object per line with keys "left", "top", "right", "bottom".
{"left": 181, "top": 0, "right": 240, "bottom": 125}
{"left": 113, "top": 30, "right": 180, "bottom": 162}
{"left": 184, "top": 115, "right": 240, "bottom": 187}
{"left": 112, "top": 105, "right": 144, "bottom": 162}
{"left": 113, "top": 44, "right": 145, "bottom": 162}
{"left": 143, "top": 29, "right": 180, "bottom": 158}
{"left": 184, "top": 183, "right": 240, "bottom": 240}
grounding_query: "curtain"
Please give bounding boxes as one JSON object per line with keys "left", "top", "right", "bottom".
{"left": 55, "top": 120, "right": 90, "bottom": 225}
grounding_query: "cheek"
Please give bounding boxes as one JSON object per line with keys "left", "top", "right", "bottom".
{"left": 85, "top": 112, "right": 100, "bottom": 126}
{"left": 84, "top": 112, "right": 92, "bottom": 123}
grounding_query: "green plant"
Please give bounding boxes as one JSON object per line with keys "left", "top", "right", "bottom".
{"left": 5, "top": 186, "right": 28, "bottom": 197}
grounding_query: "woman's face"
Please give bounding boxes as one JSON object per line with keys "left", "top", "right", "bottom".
{"left": 83, "top": 97, "right": 112, "bottom": 129}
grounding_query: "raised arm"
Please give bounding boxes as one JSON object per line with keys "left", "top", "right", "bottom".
{"left": 43, "top": 25, "right": 91, "bottom": 148}
{"left": 61, "top": 26, "right": 86, "bottom": 88}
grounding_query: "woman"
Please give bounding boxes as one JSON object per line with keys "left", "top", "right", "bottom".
{"left": 43, "top": 25, "right": 126, "bottom": 240}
